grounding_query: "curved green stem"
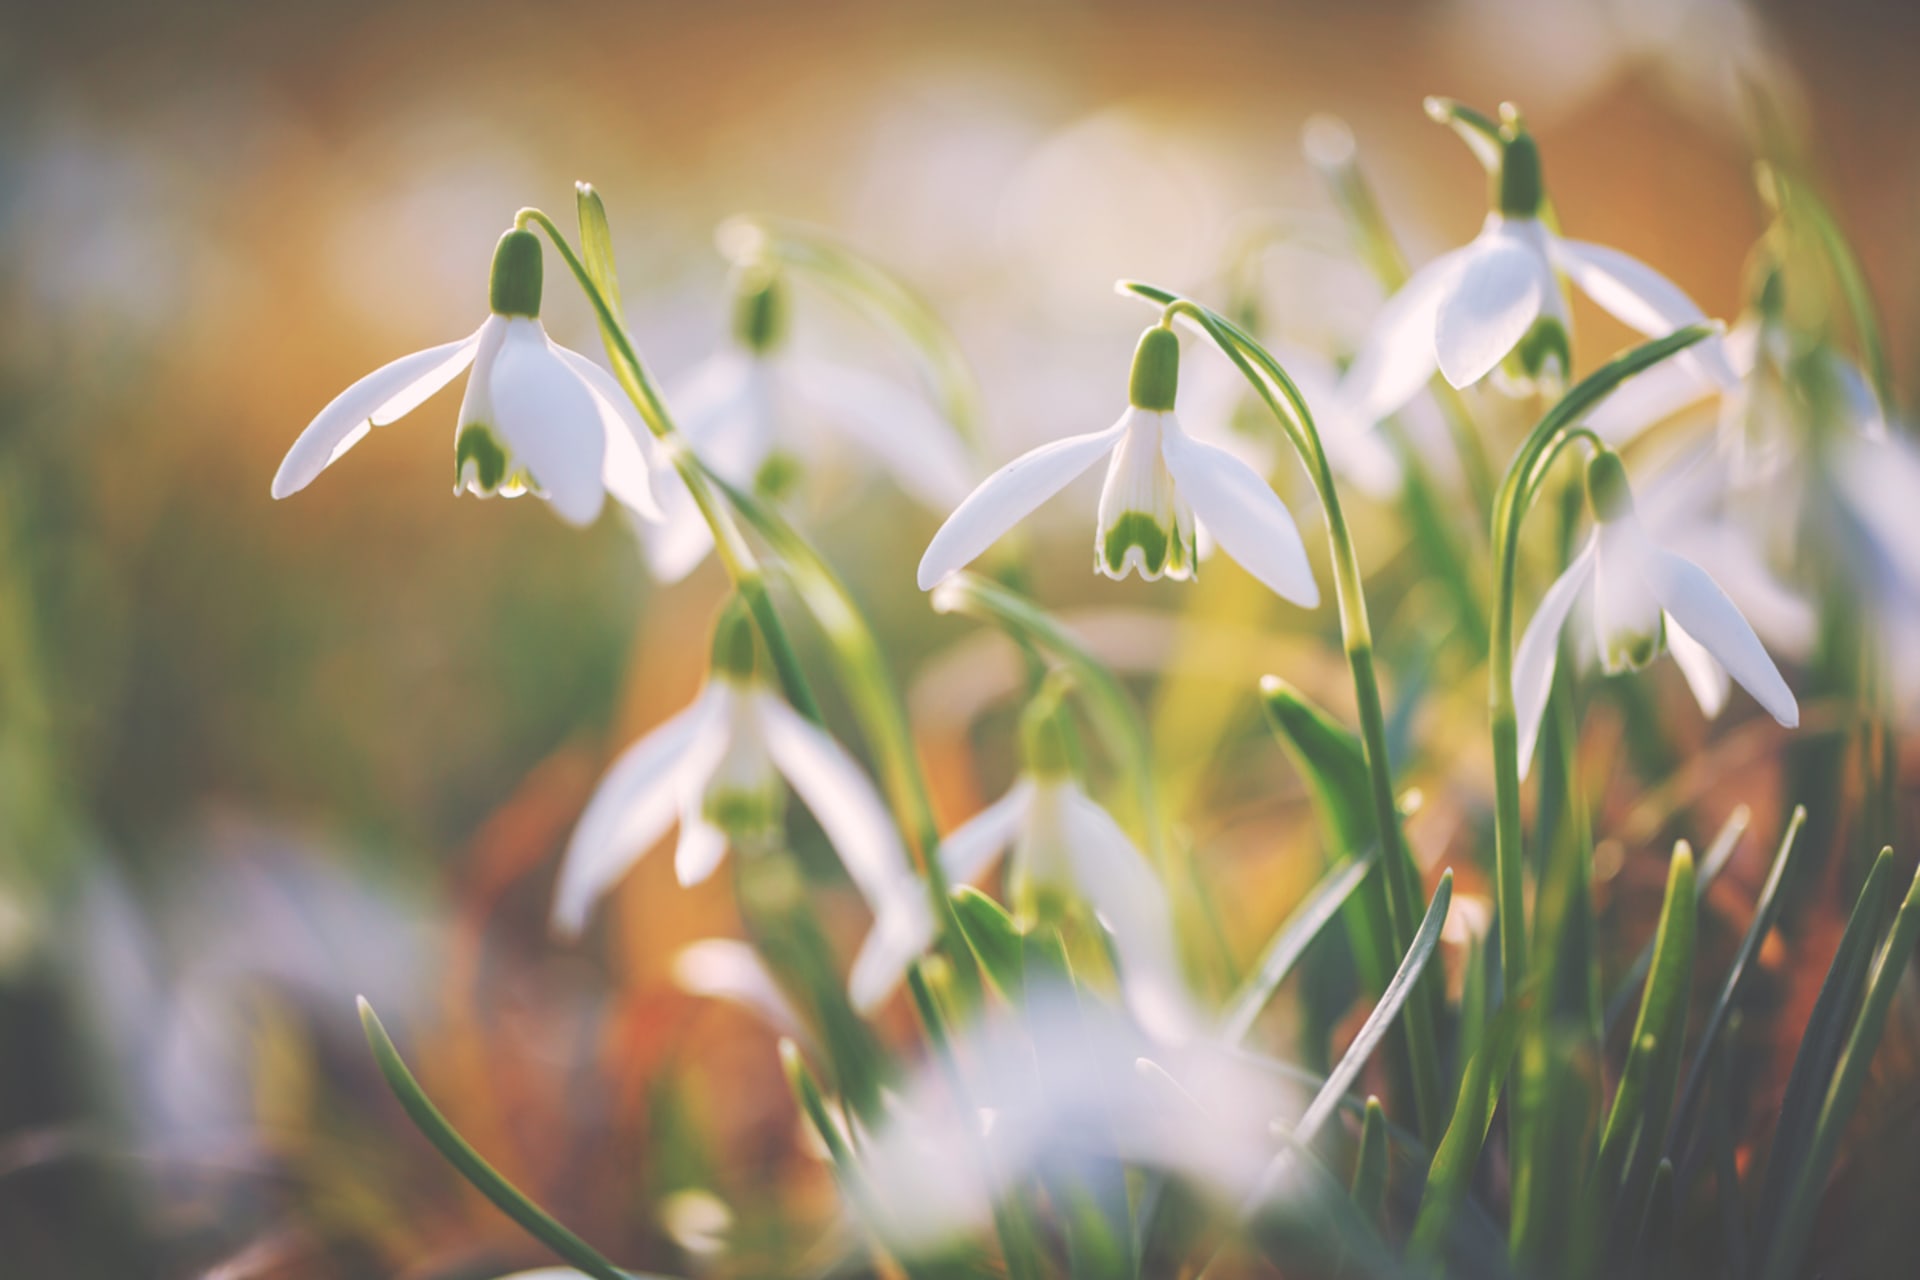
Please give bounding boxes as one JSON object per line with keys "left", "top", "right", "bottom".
{"left": 1486, "top": 325, "right": 1719, "bottom": 1004}
{"left": 513, "top": 206, "right": 822, "bottom": 725}
{"left": 1119, "top": 279, "right": 1443, "bottom": 1143}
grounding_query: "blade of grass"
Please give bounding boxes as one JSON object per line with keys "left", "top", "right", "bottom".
{"left": 1218, "top": 849, "right": 1378, "bottom": 1045}
{"left": 1669, "top": 807, "right": 1807, "bottom": 1165}
{"left": 1753, "top": 845, "right": 1896, "bottom": 1242}
{"left": 1603, "top": 806, "right": 1748, "bottom": 1034}
{"left": 357, "top": 999, "right": 672, "bottom": 1280}
{"left": 1409, "top": 986, "right": 1531, "bottom": 1261}
{"left": 1350, "top": 1097, "right": 1390, "bottom": 1224}
{"left": 1761, "top": 853, "right": 1920, "bottom": 1280}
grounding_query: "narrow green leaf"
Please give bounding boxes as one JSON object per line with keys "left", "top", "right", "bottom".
{"left": 1409, "top": 985, "right": 1530, "bottom": 1260}
{"left": 1669, "top": 807, "right": 1806, "bottom": 1160}
{"left": 1584, "top": 843, "right": 1696, "bottom": 1257}
{"left": 1350, "top": 1097, "right": 1390, "bottom": 1224}
{"left": 1707, "top": 1035, "right": 1749, "bottom": 1280}
{"left": 1604, "top": 805, "right": 1748, "bottom": 1034}
{"left": 1763, "top": 854, "right": 1920, "bottom": 1280}
{"left": 1218, "top": 849, "right": 1377, "bottom": 1044}
{"left": 1754, "top": 845, "right": 1895, "bottom": 1239}
{"left": 357, "top": 999, "right": 663, "bottom": 1280}
{"left": 1636, "top": 1158, "right": 1676, "bottom": 1280}
{"left": 1258, "top": 676, "right": 1373, "bottom": 852}
{"left": 574, "top": 182, "right": 623, "bottom": 317}
{"left": 951, "top": 886, "right": 1025, "bottom": 1000}
{"left": 1509, "top": 1028, "right": 1600, "bottom": 1275}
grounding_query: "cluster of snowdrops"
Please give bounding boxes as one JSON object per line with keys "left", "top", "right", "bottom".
{"left": 275, "top": 98, "right": 1918, "bottom": 1279}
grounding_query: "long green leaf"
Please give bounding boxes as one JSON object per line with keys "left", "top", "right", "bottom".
{"left": 951, "top": 886, "right": 1025, "bottom": 1000}
{"left": 1409, "top": 985, "right": 1530, "bottom": 1260}
{"left": 1762, "top": 854, "right": 1920, "bottom": 1280}
{"left": 1218, "top": 849, "right": 1377, "bottom": 1045}
{"left": 357, "top": 999, "right": 669, "bottom": 1280}
{"left": 1754, "top": 844, "right": 1896, "bottom": 1239}
{"left": 1583, "top": 843, "right": 1696, "bottom": 1263}
{"left": 1669, "top": 807, "right": 1806, "bottom": 1162}
{"left": 1350, "top": 1097, "right": 1390, "bottom": 1224}
{"left": 1603, "top": 806, "right": 1748, "bottom": 1034}
{"left": 575, "top": 183, "right": 623, "bottom": 317}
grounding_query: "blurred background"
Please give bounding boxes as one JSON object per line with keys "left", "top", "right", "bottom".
{"left": 3, "top": 0, "right": 1918, "bottom": 1275}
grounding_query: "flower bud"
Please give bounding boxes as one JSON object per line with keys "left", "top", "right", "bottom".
{"left": 1128, "top": 325, "right": 1181, "bottom": 412}
{"left": 488, "top": 228, "right": 544, "bottom": 318}
{"left": 710, "top": 598, "right": 761, "bottom": 683}
{"left": 731, "top": 263, "right": 788, "bottom": 354}
{"left": 1585, "top": 449, "right": 1637, "bottom": 524}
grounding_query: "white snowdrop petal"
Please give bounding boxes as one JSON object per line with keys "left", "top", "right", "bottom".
{"left": 847, "top": 894, "right": 937, "bottom": 1014}
{"left": 1667, "top": 619, "right": 1732, "bottom": 719}
{"left": 1551, "top": 237, "right": 1737, "bottom": 385}
{"left": 1592, "top": 517, "right": 1667, "bottom": 674}
{"left": 673, "top": 815, "right": 731, "bottom": 887}
{"left": 673, "top": 939, "right": 809, "bottom": 1040}
{"left": 669, "top": 352, "right": 768, "bottom": 487}
{"left": 272, "top": 331, "right": 480, "bottom": 498}
{"left": 1584, "top": 351, "right": 1718, "bottom": 445}
{"left": 1513, "top": 539, "right": 1597, "bottom": 779}
{"left": 1340, "top": 246, "right": 1465, "bottom": 423}
{"left": 488, "top": 320, "right": 609, "bottom": 526}
{"left": 939, "top": 780, "right": 1037, "bottom": 886}
{"left": 756, "top": 692, "right": 915, "bottom": 912}
{"left": 783, "top": 357, "right": 976, "bottom": 508}
{"left": 917, "top": 418, "right": 1128, "bottom": 590}
{"left": 553, "top": 346, "right": 664, "bottom": 522}
{"left": 1642, "top": 548, "right": 1799, "bottom": 728}
{"left": 1057, "top": 785, "right": 1191, "bottom": 1042}
{"left": 551, "top": 692, "right": 715, "bottom": 935}
{"left": 1433, "top": 229, "right": 1548, "bottom": 390}
{"left": 1159, "top": 419, "right": 1319, "bottom": 606}
{"left": 1669, "top": 522, "right": 1816, "bottom": 659}
{"left": 641, "top": 467, "right": 719, "bottom": 583}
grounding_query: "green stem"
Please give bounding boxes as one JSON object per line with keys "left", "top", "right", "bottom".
{"left": 1119, "top": 280, "right": 1444, "bottom": 1144}
{"left": 514, "top": 206, "right": 822, "bottom": 725}
{"left": 1485, "top": 326, "right": 1719, "bottom": 1009}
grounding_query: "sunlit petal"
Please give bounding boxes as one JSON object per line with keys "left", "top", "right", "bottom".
{"left": 1641, "top": 547, "right": 1799, "bottom": 727}
{"left": 1667, "top": 619, "right": 1732, "bottom": 719}
{"left": 553, "top": 346, "right": 664, "bottom": 522}
{"left": 783, "top": 357, "right": 976, "bottom": 508}
{"left": 673, "top": 939, "right": 810, "bottom": 1041}
{"left": 757, "top": 692, "right": 915, "bottom": 913}
{"left": 1514, "top": 538, "right": 1598, "bottom": 777}
{"left": 1551, "top": 237, "right": 1737, "bottom": 385}
{"left": 1434, "top": 223, "right": 1548, "bottom": 390}
{"left": 1340, "top": 245, "right": 1466, "bottom": 422}
{"left": 271, "top": 330, "right": 481, "bottom": 499}
{"left": 939, "top": 780, "right": 1036, "bottom": 886}
{"left": 1160, "top": 418, "right": 1319, "bottom": 606}
{"left": 489, "top": 319, "right": 609, "bottom": 526}
{"left": 917, "top": 419, "right": 1127, "bottom": 590}
{"left": 551, "top": 691, "right": 717, "bottom": 935}
{"left": 848, "top": 893, "right": 937, "bottom": 1014}
{"left": 1592, "top": 516, "right": 1666, "bottom": 674}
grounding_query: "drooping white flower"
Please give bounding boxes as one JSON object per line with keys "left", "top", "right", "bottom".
{"left": 1513, "top": 449, "right": 1798, "bottom": 773}
{"left": 640, "top": 265, "right": 977, "bottom": 582}
{"left": 272, "top": 228, "right": 661, "bottom": 528}
{"left": 938, "top": 700, "right": 1192, "bottom": 1042}
{"left": 672, "top": 939, "right": 812, "bottom": 1046}
{"left": 917, "top": 325, "right": 1319, "bottom": 606}
{"left": 1340, "top": 104, "right": 1736, "bottom": 425}
{"left": 552, "top": 605, "right": 932, "bottom": 1012}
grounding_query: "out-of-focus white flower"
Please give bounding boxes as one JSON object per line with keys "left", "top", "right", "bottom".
{"left": 553, "top": 605, "right": 931, "bottom": 1012}
{"left": 1829, "top": 430, "right": 1920, "bottom": 716}
{"left": 858, "top": 986, "right": 1299, "bottom": 1251}
{"left": 1341, "top": 105, "right": 1735, "bottom": 425}
{"left": 918, "top": 325, "right": 1319, "bottom": 605}
{"left": 272, "top": 229, "right": 661, "bottom": 528}
{"left": 939, "top": 695, "right": 1191, "bottom": 1042}
{"left": 641, "top": 265, "right": 976, "bottom": 582}
{"left": 672, "top": 939, "right": 812, "bottom": 1046}
{"left": 1514, "top": 450, "right": 1798, "bottom": 773}
{"left": 1179, "top": 336, "right": 1402, "bottom": 500}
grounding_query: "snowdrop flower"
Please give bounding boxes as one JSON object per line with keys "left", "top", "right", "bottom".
{"left": 1513, "top": 449, "right": 1798, "bottom": 773}
{"left": 917, "top": 324, "right": 1318, "bottom": 606}
{"left": 272, "top": 228, "right": 661, "bottom": 528}
{"left": 552, "top": 603, "right": 932, "bottom": 1012}
{"left": 939, "top": 694, "right": 1191, "bottom": 1041}
{"left": 1340, "top": 101, "right": 1736, "bottom": 426}
{"left": 641, "top": 264, "right": 976, "bottom": 582}
{"left": 673, "top": 939, "right": 812, "bottom": 1046}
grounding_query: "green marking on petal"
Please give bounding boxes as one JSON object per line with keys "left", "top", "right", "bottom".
{"left": 1603, "top": 616, "right": 1666, "bottom": 674}
{"left": 1506, "top": 315, "right": 1570, "bottom": 390}
{"left": 703, "top": 784, "right": 785, "bottom": 837}
{"left": 455, "top": 424, "right": 509, "bottom": 493}
{"left": 1101, "top": 511, "right": 1171, "bottom": 577}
